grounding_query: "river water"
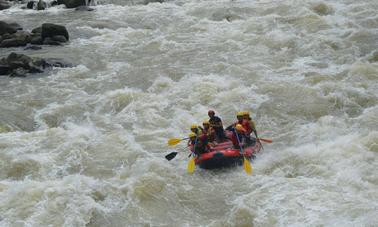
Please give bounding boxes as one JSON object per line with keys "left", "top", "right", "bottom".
{"left": 0, "top": 0, "right": 377, "bottom": 226}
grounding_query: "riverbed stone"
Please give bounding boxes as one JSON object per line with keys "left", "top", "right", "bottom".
{"left": 0, "top": 21, "right": 22, "bottom": 35}
{"left": 37, "top": 0, "right": 47, "bottom": 10}
{"left": 51, "top": 35, "right": 67, "bottom": 42}
{"left": 41, "top": 23, "right": 69, "bottom": 41}
{"left": 26, "top": 1, "right": 35, "bottom": 9}
{"left": 0, "top": 52, "right": 72, "bottom": 76}
{"left": 0, "top": 0, "right": 11, "bottom": 10}
{"left": 62, "top": 0, "right": 86, "bottom": 8}
{"left": 31, "top": 26, "right": 42, "bottom": 34}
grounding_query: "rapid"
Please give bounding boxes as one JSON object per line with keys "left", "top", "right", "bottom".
{"left": 0, "top": 0, "right": 378, "bottom": 226}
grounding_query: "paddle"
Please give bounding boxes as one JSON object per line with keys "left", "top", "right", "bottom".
{"left": 168, "top": 137, "right": 189, "bottom": 146}
{"left": 257, "top": 138, "right": 273, "bottom": 143}
{"left": 187, "top": 136, "right": 198, "bottom": 173}
{"left": 235, "top": 129, "right": 252, "bottom": 175}
{"left": 165, "top": 152, "right": 179, "bottom": 161}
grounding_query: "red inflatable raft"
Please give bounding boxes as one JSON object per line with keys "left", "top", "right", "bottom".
{"left": 192, "top": 140, "right": 261, "bottom": 169}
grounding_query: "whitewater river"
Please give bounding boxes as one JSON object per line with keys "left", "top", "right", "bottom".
{"left": 1, "top": 0, "right": 377, "bottom": 226}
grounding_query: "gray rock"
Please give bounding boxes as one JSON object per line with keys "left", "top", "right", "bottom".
{"left": 143, "top": 0, "right": 164, "bottom": 5}
{"left": 0, "top": 52, "right": 72, "bottom": 76}
{"left": 30, "top": 35, "right": 42, "bottom": 45}
{"left": 51, "top": 35, "right": 67, "bottom": 43}
{"left": 0, "top": 38, "right": 28, "bottom": 47}
{"left": 36, "top": 0, "right": 46, "bottom": 10}
{"left": 62, "top": 0, "right": 86, "bottom": 8}
{"left": 75, "top": 5, "right": 94, "bottom": 11}
{"left": 42, "top": 37, "right": 61, "bottom": 45}
{"left": 0, "top": 21, "right": 22, "bottom": 35}
{"left": 0, "top": 64, "right": 11, "bottom": 75}
{"left": 41, "top": 23, "right": 69, "bottom": 41}
{"left": 7, "top": 52, "right": 32, "bottom": 69}
{"left": 31, "top": 26, "right": 42, "bottom": 34}
{"left": 0, "top": 0, "right": 11, "bottom": 10}
{"left": 24, "top": 45, "right": 42, "bottom": 50}
{"left": 10, "top": 67, "right": 28, "bottom": 77}
{"left": 26, "top": 1, "right": 35, "bottom": 9}
{"left": 0, "top": 31, "right": 31, "bottom": 47}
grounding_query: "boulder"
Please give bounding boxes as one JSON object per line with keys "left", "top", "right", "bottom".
{"left": 0, "top": 0, "right": 11, "bottom": 10}
{"left": 62, "top": 0, "right": 86, "bottom": 8}
{"left": 0, "top": 31, "right": 31, "bottom": 47}
{"left": 51, "top": 35, "right": 67, "bottom": 42}
{"left": 143, "top": 0, "right": 164, "bottom": 5}
{"left": 24, "top": 45, "right": 42, "bottom": 50}
{"left": 0, "top": 64, "right": 11, "bottom": 75}
{"left": 43, "top": 37, "right": 61, "bottom": 45}
{"left": 36, "top": 0, "right": 46, "bottom": 10}
{"left": 0, "top": 21, "right": 22, "bottom": 35}
{"left": 31, "top": 26, "right": 42, "bottom": 34}
{"left": 6, "top": 52, "right": 32, "bottom": 69}
{"left": 10, "top": 67, "right": 28, "bottom": 77}
{"left": 26, "top": 1, "right": 35, "bottom": 9}
{"left": 41, "top": 23, "right": 69, "bottom": 41}
{"left": 75, "top": 5, "right": 94, "bottom": 11}
{"left": 0, "top": 52, "right": 72, "bottom": 76}
{"left": 30, "top": 35, "right": 42, "bottom": 44}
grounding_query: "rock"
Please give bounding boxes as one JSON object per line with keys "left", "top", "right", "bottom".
{"left": 26, "top": 1, "right": 35, "bottom": 9}
{"left": 36, "top": 0, "right": 46, "bottom": 10}
{"left": 8, "top": 22, "right": 23, "bottom": 31}
{"left": 6, "top": 52, "right": 32, "bottom": 69}
{"left": 143, "top": 0, "right": 164, "bottom": 5}
{"left": 45, "top": 58, "right": 72, "bottom": 68}
{"left": 43, "top": 37, "right": 61, "bottom": 45}
{"left": 24, "top": 44, "right": 42, "bottom": 50}
{"left": 0, "top": 38, "right": 27, "bottom": 47}
{"left": 41, "top": 23, "right": 69, "bottom": 41}
{"left": 75, "top": 5, "right": 94, "bottom": 11}
{"left": 0, "top": 0, "right": 11, "bottom": 10}
{"left": 31, "top": 26, "right": 42, "bottom": 34}
{"left": 0, "top": 21, "right": 22, "bottom": 35}
{"left": 0, "top": 52, "right": 71, "bottom": 76}
{"left": 62, "top": 0, "right": 86, "bottom": 8}
{"left": 30, "top": 35, "right": 42, "bottom": 44}
{"left": 10, "top": 67, "right": 28, "bottom": 77}
{"left": 51, "top": 35, "right": 67, "bottom": 42}
{"left": 0, "top": 31, "right": 31, "bottom": 47}
{"left": 0, "top": 64, "right": 11, "bottom": 75}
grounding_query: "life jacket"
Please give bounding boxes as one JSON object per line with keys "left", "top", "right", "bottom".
{"left": 189, "top": 134, "right": 210, "bottom": 155}
{"left": 202, "top": 127, "right": 215, "bottom": 142}
{"left": 230, "top": 131, "right": 245, "bottom": 148}
{"left": 242, "top": 119, "right": 253, "bottom": 135}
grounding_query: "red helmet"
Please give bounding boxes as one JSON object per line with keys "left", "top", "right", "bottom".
{"left": 208, "top": 110, "right": 215, "bottom": 115}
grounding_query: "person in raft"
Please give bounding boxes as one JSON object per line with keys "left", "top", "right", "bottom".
{"left": 230, "top": 124, "right": 248, "bottom": 149}
{"left": 225, "top": 111, "right": 244, "bottom": 131}
{"left": 208, "top": 110, "right": 227, "bottom": 142}
{"left": 188, "top": 132, "right": 210, "bottom": 155}
{"left": 202, "top": 120, "right": 216, "bottom": 143}
{"left": 190, "top": 124, "right": 203, "bottom": 136}
{"left": 242, "top": 111, "right": 257, "bottom": 145}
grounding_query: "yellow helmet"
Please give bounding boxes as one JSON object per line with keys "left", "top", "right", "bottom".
{"left": 236, "top": 111, "right": 244, "bottom": 117}
{"left": 202, "top": 120, "right": 209, "bottom": 125}
{"left": 188, "top": 132, "right": 197, "bottom": 138}
{"left": 243, "top": 111, "right": 250, "bottom": 116}
{"left": 190, "top": 124, "right": 198, "bottom": 129}
{"left": 235, "top": 124, "right": 245, "bottom": 132}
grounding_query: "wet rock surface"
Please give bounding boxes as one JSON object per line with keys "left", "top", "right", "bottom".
{"left": 0, "top": 52, "right": 72, "bottom": 77}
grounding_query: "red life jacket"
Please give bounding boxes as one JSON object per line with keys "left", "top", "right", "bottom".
{"left": 242, "top": 119, "right": 253, "bottom": 135}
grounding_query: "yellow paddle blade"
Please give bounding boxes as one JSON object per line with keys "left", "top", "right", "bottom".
{"left": 187, "top": 158, "right": 196, "bottom": 173}
{"left": 243, "top": 157, "right": 252, "bottom": 175}
{"left": 168, "top": 138, "right": 182, "bottom": 146}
